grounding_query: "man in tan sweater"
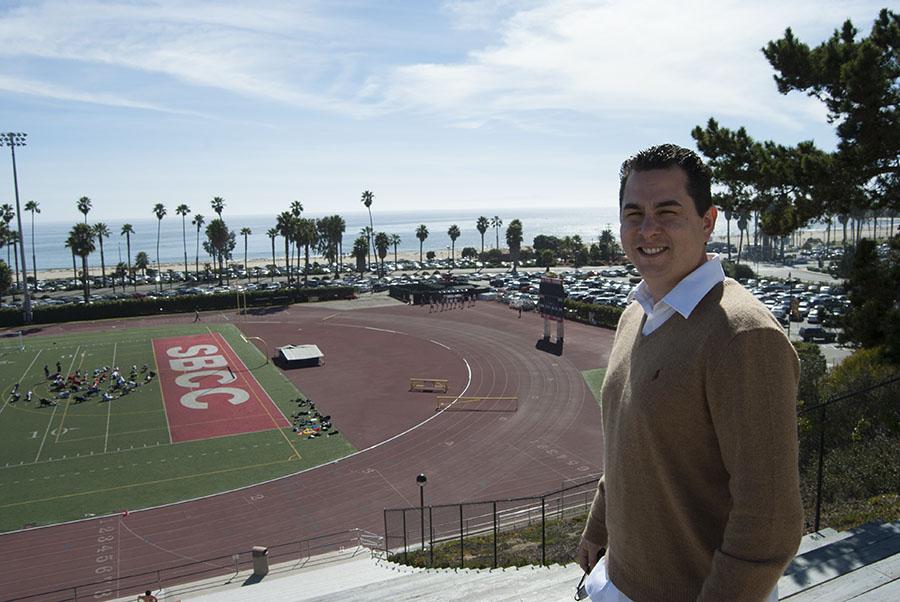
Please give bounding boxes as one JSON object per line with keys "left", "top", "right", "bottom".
{"left": 576, "top": 144, "right": 803, "bottom": 601}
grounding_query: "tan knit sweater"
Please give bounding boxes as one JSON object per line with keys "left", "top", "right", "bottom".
{"left": 582, "top": 279, "right": 803, "bottom": 601}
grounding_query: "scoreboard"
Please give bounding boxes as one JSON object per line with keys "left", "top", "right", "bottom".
{"left": 539, "top": 275, "right": 566, "bottom": 321}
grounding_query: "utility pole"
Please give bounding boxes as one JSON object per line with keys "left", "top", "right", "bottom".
{"left": 2, "top": 132, "right": 32, "bottom": 324}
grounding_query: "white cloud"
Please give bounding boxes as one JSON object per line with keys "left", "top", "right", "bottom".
{"left": 0, "top": 74, "right": 210, "bottom": 116}
{"left": 0, "top": 0, "right": 884, "bottom": 131}
{"left": 0, "top": 0, "right": 370, "bottom": 115}
{"left": 379, "top": 0, "right": 882, "bottom": 130}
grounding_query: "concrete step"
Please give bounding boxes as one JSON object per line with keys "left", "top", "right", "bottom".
{"left": 779, "top": 521, "right": 900, "bottom": 598}
{"left": 796, "top": 527, "right": 851, "bottom": 555}
{"left": 785, "top": 553, "right": 899, "bottom": 601}
{"left": 851, "top": 576, "right": 900, "bottom": 601}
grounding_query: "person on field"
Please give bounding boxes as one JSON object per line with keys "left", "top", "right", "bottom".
{"left": 576, "top": 144, "right": 802, "bottom": 602}
{"left": 194, "top": 307, "right": 201, "bottom": 322}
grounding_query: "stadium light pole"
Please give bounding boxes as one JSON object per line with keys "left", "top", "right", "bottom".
{"left": 2, "top": 132, "right": 32, "bottom": 324}
{"left": 416, "top": 473, "right": 427, "bottom": 553}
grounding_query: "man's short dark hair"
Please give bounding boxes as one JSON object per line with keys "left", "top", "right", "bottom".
{"left": 618, "top": 144, "right": 712, "bottom": 215}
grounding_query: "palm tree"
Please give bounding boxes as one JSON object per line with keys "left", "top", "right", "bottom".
{"left": 68, "top": 223, "right": 95, "bottom": 303}
{"left": 7, "top": 230, "right": 20, "bottom": 297}
{"left": 135, "top": 251, "right": 149, "bottom": 277}
{"left": 360, "top": 226, "right": 373, "bottom": 270}
{"left": 1, "top": 204, "right": 13, "bottom": 275}
{"left": 93, "top": 223, "right": 110, "bottom": 288}
{"left": 77, "top": 196, "right": 92, "bottom": 223}
{"left": 0, "top": 259, "right": 10, "bottom": 304}
{"left": 315, "top": 217, "right": 334, "bottom": 269}
{"left": 352, "top": 235, "right": 369, "bottom": 276}
{"left": 415, "top": 224, "right": 429, "bottom": 263}
{"left": 361, "top": 190, "right": 376, "bottom": 271}
{"left": 206, "top": 219, "right": 234, "bottom": 285}
{"left": 506, "top": 219, "right": 523, "bottom": 274}
{"left": 374, "top": 231, "right": 390, "bottom": 277}
{"left": 290, "top": 200, "right": 303, "bottom": 218}
{"left": 736, "top": 212, "right": 750, "bottom": 264}
{"left": 491, "top": 216, "right": 503, "bottom": 250}
{"left": 175, "top": 204, "right": 191, "bottom": 281}
{"left": 64, "top": 232, "right": 77, "bottom": 281}
{"left": 152, "top": 203, "right": 166, "bottom": 291}
{"left": 276, "top": 211, "right": 293, "bottom": 281}
{"left": 121, "top": 224, "right": 135, "bottom": 291}
{"left": 192, "top": 214, "right": 205, "bottom": 280}
{"left": 211, "top": 196, "right": 225, "bottom": 218}
{"left": 476, "top": 216, "right": 489, "bottom": 255}
{"left": 24, "top": 200, "right": 39, "bottom": 285}
{"left": 266, "top": 227, "right": 278, "bottom": 281}
{"left": 240, "top": 227, "right": 252, "bottom": 282}
{"left": 334, "top": 214, "right": 346, "bottom": 275}
{"left": 296, "top": 218, "right": 317, "bottom": 286}
{"left": 389, "top": 233, "right": 401, "bottom": 268}
{"left": 447, "top": 224, "right": 461, "bottom": 267}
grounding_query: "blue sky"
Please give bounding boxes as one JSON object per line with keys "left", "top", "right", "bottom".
{"left": 0, "top": 0, "right": 888, "bottom": 221}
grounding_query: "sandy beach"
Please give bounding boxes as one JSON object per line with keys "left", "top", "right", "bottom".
{"left": 16, "top": 226, "right": 840, "bottom": 283}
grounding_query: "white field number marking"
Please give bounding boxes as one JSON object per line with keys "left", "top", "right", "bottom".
{"left": 91, "top": 519, "right": 117, "bottom": 599}
{"left": 166, "top": 344, "right": 249, "bottom": 410}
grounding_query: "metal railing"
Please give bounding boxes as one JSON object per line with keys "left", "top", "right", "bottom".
{"left": 799, "top": 373, "right": 900, "bottom": 531}
{"left": 7, "top": 528, "right": 383, "bottom": 602}
{"left": 385, "top": 374, "right": 899, "bottom": 569}
{"left": 384, "top": 476, "right": 600, "bottom": 570}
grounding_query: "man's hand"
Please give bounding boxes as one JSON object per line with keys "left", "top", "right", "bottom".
{"left": 576, "top": 536, "right": 605, "bottom": 574}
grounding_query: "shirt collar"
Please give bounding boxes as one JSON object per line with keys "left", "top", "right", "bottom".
{"left": 628, "top": 254, "right": 725, "bottom": 319}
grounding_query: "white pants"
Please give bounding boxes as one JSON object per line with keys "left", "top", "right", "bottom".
{"left": 585, "top": 557, "right": 778, "bottom": 602}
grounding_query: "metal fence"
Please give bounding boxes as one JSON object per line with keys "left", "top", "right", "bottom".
{"left": 798, "top": 372, "right": 900, "bottom": 531}
{"left": 384, "top": 476, "right": 600, "bottom": 569}
{"left": 8, "top": 528, "right": 383, "bottom": 602}
{"left": 385, "top": 374, "right": 900, "bottom": 569}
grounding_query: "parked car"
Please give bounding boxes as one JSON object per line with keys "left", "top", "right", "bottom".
{"left": 799, "top": 326, "right": 837, "bottom": 343}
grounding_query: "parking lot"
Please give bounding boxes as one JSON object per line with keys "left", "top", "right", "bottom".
{"left": 3, "top": 253, "right": 854, "bottom": 365}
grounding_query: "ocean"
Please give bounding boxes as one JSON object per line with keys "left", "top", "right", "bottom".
{"left": 8, "top": 207, "right": 738, "bottom": 272}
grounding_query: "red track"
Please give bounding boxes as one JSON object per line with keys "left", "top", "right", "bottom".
{"left": 0, "top": 301, "right": 613, "bottom": 600}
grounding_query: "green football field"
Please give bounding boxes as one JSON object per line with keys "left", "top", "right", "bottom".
{"left": 0, "top": 323, "right": 355, "bottom": 533}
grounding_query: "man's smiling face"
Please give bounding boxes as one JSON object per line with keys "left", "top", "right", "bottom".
{"left": 620, "top": 167, "right": 716, "bottom": 303}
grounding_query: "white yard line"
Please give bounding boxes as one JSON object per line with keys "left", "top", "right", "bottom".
{"left": 104, "top": 343, "right": 118, "bottom": 453}
{"left": 53, "top": 346, "right": 82, "bottom": 444}
{"left": 33, "top": 404, "right": 58, "bottom": 463}
{"left": 0, "top": 348, "right": 42, "bottom": 419}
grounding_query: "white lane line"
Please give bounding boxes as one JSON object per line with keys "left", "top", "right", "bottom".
{"left": 364, "top": 326, "right": 400, "bottom": 334}
{"left": 373, "top": 468, "right": 413, "bottom": 506}
{"left": 34, "top": 405, "right": 59, "bottom": 463}
{"left": 429, "top": 339, "right": 451, "bottom": 350}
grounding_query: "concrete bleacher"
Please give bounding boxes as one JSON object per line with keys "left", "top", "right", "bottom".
{"left": 114, "top": 521, "right": 899, "bottom": 601}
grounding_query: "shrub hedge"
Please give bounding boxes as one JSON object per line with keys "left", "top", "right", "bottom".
{"left": 564, "top": 299, "right": 624, "bottom": 329}
{"left": 0, "top": 286, "right": 355, "bottom": 327}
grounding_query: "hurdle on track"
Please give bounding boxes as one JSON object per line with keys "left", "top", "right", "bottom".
{"left": 409, "top": 378, "right": 449, "bottom": 393}
{"left": 434, "top": 396, "right": 518, "bottom": 412}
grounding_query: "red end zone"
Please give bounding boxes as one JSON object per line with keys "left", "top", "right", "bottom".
{"left": 152, "top": 332, "right": 290, "bottom": 443}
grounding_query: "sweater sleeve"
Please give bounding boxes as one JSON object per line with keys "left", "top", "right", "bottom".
{"left": 699, "top": 328, "right": 803, "bottom": 601}
{"left": 581, "top": 476, "right": 608, "bottom": 547}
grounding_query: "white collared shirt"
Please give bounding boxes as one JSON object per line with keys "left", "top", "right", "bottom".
{"left": 627, "top": 254, "right": 725, "bottom": 336}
